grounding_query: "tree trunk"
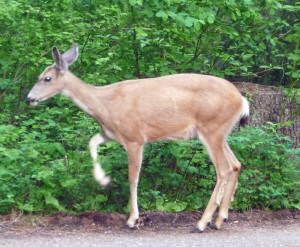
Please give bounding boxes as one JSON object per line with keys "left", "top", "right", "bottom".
{"left": 234, "top": 82, "right": 299, "bottom": 148}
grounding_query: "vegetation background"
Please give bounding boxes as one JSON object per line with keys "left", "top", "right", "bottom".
{"left": 0, "top": 0, "right": 299, "bottom": 214}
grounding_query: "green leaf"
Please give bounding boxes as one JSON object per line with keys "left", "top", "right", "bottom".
{"left": 194, "top": 21, "right": 200, "bottom": 31}
{"left": 27, "top": 149, "right": 39, "bottom": 158}
{"left": 259, "top": 42, "right": 266, "bottom": 50}
{"left": 187, "top": 166, "right": 198, "bottom": 174}
{"left": 136, "top": 0, "right": 143, "bottom": 6}
{"left": 2, "top": 148, "right": 20, "bottom": 158}
{"left": 129, "top": 0, "right": 136, "bottom": 6}
{"left": 155, "top": 197, "right": 165, "bottom": 211}
{"left": 95, "top": 194, "right": 108, "bottom": 203}
{"left": 185, "top": 17, "right": 194, "bottom": 27}
{"left": 156, "top": 10, "right": 168, "bottom": 21}
{"left": 207, "top": 15, "right": 214, "bottom": 24}
{"left": 44, "top": 192, "right": 65, "bottom": 211}
{"left": 164, "top": 201, "right": 187, "bottom": 212}
{"left": 19, "top": 203, "right": 34, "bottom": 212}
{"left": 60, "top": 178, "right": 77, "bottom": 188}
{"left": 242, "top": 54, "right": 254, "bottom": 60}
{"left": 199, "top": 19, "right": 205, "bottom": 25}
{"left": 135, "top": 27, "right": 148, "bottom": 38}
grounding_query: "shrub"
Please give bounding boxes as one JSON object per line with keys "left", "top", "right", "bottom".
{"left": 0, "top": 103, "right": 299, "bottom": 213}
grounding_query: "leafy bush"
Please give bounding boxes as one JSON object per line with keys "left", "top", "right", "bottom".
{"left": 0, "top": 0, "right": 299, "bottom": 214}
{"left": 0, "top": 102, "right": 299, "bottom": 214}
{"left": 0, "top": 0, "right": 299, "bottom": 114}
{"left": 230, "top": 123, "right": 300, "bottom": 210}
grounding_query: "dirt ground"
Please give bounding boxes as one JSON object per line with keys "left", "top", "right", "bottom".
{"left": 0, "top": 209, "right": 299, "bottom": 234}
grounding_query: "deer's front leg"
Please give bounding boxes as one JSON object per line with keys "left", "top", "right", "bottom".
{"left": 89, "top": 133, "right": 111, "bottom": 187}
{"left": 125, "top": 142, "right": 144, "bottom": 228}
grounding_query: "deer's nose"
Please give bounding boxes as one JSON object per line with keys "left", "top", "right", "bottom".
{"left": 26, "top": 97, "right": 35, "bottom": 105}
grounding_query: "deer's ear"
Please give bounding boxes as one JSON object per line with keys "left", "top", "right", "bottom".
{"left": 62, "top": 44, "right": 78, "bottom": 67}
{"left": 52, "top": 46, "right": 68, "bottom": 71}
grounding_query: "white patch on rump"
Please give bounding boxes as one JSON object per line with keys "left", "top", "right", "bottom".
{"left": 242, "top": 97, "right": 250, "bottom": 117}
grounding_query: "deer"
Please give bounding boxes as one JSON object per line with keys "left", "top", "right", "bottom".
{"left": 27, "top": 44, "right": 249, "bottom": 232}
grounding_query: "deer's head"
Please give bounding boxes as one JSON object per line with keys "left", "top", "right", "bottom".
{"left": 27, "top": 44, "right": 78, "bottom": 105}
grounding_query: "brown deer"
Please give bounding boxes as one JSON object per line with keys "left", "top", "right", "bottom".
{"left": 27, "top": 44, "right": 249, "bottom": 232}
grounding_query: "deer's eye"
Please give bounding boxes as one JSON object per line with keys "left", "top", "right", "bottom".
{"left": 44, "top": 76, "right": 52, "bottom": 82}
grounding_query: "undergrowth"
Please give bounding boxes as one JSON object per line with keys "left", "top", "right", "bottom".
{"left": 0, "top": 99, "right": 299, "bottom": 214}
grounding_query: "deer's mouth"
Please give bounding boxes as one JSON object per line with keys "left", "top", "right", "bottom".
{"left": 26, "top": 97, "right": 49, "bottom": 106}
{"left": 26, "top": 97, "right": 39, "bottom": 106}
{"left": 26, "top": 92, "right": 57, "bottom": 106}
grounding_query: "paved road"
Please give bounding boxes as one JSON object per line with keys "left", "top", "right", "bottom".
{"left": 1, "top": 222, "right": 299, "bottom": 247}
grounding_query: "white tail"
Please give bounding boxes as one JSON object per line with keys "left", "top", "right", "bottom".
{"left": 27, "top": 44, "right": 249, "bottom": 232}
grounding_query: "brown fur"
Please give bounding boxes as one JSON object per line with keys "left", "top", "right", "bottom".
{"left": 27, "top": 45, "right": 249, "bottom": 232}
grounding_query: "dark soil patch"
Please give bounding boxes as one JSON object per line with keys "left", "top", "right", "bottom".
{"left": 1, "top": 210, "right": 299, "bottom": 232}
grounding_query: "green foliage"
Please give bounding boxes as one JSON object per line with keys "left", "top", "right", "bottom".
{"left": 230, "top": 123, "right": 300, "bottom": 210}
{"left": 0, "top": 0, "right": 299, "bottom": 214}
{"left": 0, "top": 1, "right": 299, "bottom": 115}
{"left": 0, "top": 104, "right": 299, "bottom": 213}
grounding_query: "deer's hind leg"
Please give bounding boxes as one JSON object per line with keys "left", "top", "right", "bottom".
{"left": 214, "top": 142, "right": 241, "bottom": 229}
{"left": 195, "top": 132, "right": 232, "bottom": 232}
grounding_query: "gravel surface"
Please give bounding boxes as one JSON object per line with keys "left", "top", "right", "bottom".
{"left": 1, "top": 223, "right": 299, "bottom": 247}
{"left": 0, "top": 210, "right": 299, "bottom": 247}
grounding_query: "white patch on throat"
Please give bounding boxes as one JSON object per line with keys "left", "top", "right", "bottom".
{"left": 62, "top": 89, "right": 93, "bottom": 116}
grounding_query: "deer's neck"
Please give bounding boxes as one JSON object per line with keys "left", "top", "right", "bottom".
{"left": 61, "top": 72, "right": 103, "bottom": 118}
